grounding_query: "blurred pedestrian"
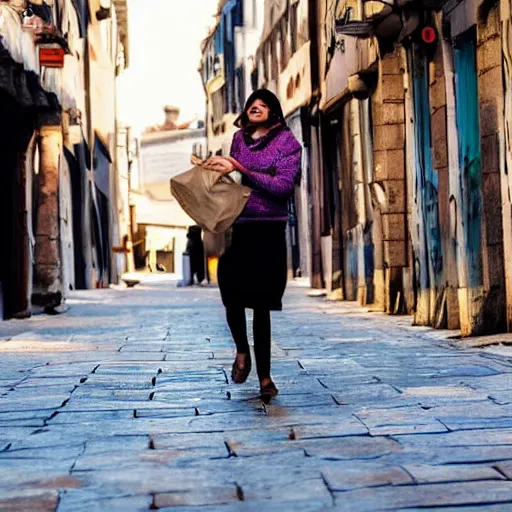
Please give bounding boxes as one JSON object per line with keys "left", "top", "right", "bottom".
{"left": 186, "top": 225, "right": 205, "bottom": 284}
{"left": 203, "top": 89, "right": 301, "bottom": 401}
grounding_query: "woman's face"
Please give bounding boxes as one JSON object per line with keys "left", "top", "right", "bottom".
{"left": 247, "top": 99, "right": 270, "bottom": 125}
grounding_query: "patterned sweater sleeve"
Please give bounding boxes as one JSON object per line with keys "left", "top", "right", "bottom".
{"left": 242, "top": 135, "right": 302, "bottom": 199}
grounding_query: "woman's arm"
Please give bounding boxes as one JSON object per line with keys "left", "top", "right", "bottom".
{"left": 213, "top": 132, "right": 302, "bottom": 198}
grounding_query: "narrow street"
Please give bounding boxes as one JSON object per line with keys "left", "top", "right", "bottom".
{"left": 0, "top": 280, "right": 512, "bottom": 511}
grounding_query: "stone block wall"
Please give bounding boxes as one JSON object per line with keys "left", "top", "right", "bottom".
{"left": 476, "top": 6, "right": 507, "bottom": 333}
{"left": 372, "top": 50, "right": 407, "bottom": 313}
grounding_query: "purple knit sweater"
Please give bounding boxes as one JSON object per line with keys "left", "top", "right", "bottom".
{"left": 230, "top": 126, "right": 302, "bottom": 223}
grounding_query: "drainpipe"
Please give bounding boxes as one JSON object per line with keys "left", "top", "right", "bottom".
{"left": 360, "top": 98, "right": 375, "bottom": 303}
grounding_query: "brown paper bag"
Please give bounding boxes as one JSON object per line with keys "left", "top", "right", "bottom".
{"left": 170, "top": 164, "right": 251, "bottom": 234}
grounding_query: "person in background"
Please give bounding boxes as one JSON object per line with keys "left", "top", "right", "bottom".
{"left": 186, "top": 225, "right": 205, "bottom": 284}
{"left": 204, "top": 89, "right": 301, "bottom": 402}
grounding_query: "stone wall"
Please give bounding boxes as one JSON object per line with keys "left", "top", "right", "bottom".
{"left": 372, "top": 50, "right": 407, "bottom": 313}
{"left": 476, "top": 6, "right": 507, "bottom": 333}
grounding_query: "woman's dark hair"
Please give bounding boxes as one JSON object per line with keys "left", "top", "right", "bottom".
{"left": 235, "top": 88, "right": 286, "bottom": 128}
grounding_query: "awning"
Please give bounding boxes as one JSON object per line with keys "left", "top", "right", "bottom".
{"left": 0, "top": 41, "right": 60, "bottom": 114}
{"left": 0, "top": 4, "right": 60, "bottom": 117}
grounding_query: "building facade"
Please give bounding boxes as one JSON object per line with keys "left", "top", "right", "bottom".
{"left": 322, "top": 0, "right": 512, "bottom": 335}
{"left": 201, "top": 0, "right": 262, "bottom": 156}
{"left": 201, "top": 0, "right": 512, "bottom": 336}
{"left": 0, "top": 0, "right": 130, "bottom": 319}
{"left": 199, "top": 0, "right": 266, "bottom": 278}
{"left": 134, "top": 126, "right": 206, "bottom": 277}
{"left": 320, "top": 0, "right": 512, "bottom": 335}
{"left": 254, "top": 0, "right": 315, "bottom": 282}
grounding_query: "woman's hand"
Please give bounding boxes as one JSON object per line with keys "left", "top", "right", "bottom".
{"left": 202, "top": 156, "right": 236, "bottom": 174}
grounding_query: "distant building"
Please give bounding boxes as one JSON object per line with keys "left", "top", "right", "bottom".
{"left": 144, "top": 105, "right": 203, "bottom": 134}
{"left": 198, "top": 0, "right": 265, "bottom": 281}
{"left": 131, "top": 127, "right": 206, "bottom": 277}
{"left": 200, "top": 0, "right": 265, "bottom": 155}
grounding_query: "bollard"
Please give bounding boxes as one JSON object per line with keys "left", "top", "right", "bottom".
{"left": 179, "top": 252, "right": 192, "bottom": 287}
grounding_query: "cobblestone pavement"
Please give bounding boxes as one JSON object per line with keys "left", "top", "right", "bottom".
{"left": 2, "top": 278, "right": 512, "bottom": 511}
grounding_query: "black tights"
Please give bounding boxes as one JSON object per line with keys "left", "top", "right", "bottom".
{"left": 226, "top": 307, "right": 271, "bottom": 380}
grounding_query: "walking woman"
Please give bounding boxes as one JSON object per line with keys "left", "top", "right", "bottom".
{"left": 205, "top": 89, "right": 301, "bottom": 401}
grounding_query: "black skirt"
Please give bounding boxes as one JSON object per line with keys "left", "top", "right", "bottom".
{"left": 218, "top": 222, "right": 287, "bottom": 311}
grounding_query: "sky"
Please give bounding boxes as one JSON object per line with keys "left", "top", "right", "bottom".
{"left": 117, "top": 0, "right": 219, "bottom": 134}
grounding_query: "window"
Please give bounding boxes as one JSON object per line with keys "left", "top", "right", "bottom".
{"left": 270, "top": 37, "right": 279, "bottom": 80}
{"left": 235, "top": 66, "right": 245, "bottom": 113}
{"left": 280, "top": 18, "right": 289, "bottom": 70}
{"left": 259, "top": 54, "right": 267, "bottom": 85}
{"left": 290, "top": 2, "right": 298, "bottom": 54}
{"left": 276, "top": 33, "right": 282, "bottom": 73}
{"left": 212, "top": 85, "right": 226, "bottom": 125}
{"left": 251, "top": 66, "right": 259, "bottom": 90}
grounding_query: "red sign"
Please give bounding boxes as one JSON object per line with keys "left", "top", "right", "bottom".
{"left": 39, "top": 47, "right": 65, "bottom": 68}
{"left": 421, "top": 26, "right": 437, "bottom": 44}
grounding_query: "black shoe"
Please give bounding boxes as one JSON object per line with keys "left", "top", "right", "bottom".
{"left": 231, "top": 353, "right": 252, "bottom": 384}
{"left": 260, "top": 380, "right": 279, "bottom": 404}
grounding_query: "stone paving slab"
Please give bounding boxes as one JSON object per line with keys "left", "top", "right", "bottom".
{"left": 0, "top": 489, "right": 59, "bottom": 512}
{"left": 334, "top": 480, "right": 512, "bottom": 511}
{"left": 322, "top": 462, "right": 412, "bottom": 490}
{"left": 494, "top": 461, "right": 512, "bottom": 479}
{"left": 0, "top": 443, "right": 85, "bottom": 462}
{"left": 354, "top": 406, "right": 450, "bottom": 436}
{"left": 0, "top": 409, "right": 50, "bottom": 422}
{"left": 2, "top": 282, "right": 512, "bottom": 510}
{"left": 0, "top": 458, "right": 78, "bottom": 490}
{"left": 72, "top": 445, "right": 229, "bottom": 471}
{"left": 403, "top": 463, "right": 505, "bottom": 483}
{"left": 302, "top": 436, "right": 402, "bottom": 460}
{"left": 406, "top": 506, "right": 512, "bottom": 512}
{"left": 61, "top": 398, "right": 196, "bottom": 412}
{"left": 158, "top": 500, "right": 331, "bottom": 512}
{"left": 0, "top": 426, "right": 45, "bottom": 444}
{"left": 57, "top": 494, "right": 152, "bottom": 512}
{"left": 0, "top": 394, "right": 74, "bottom": 412}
